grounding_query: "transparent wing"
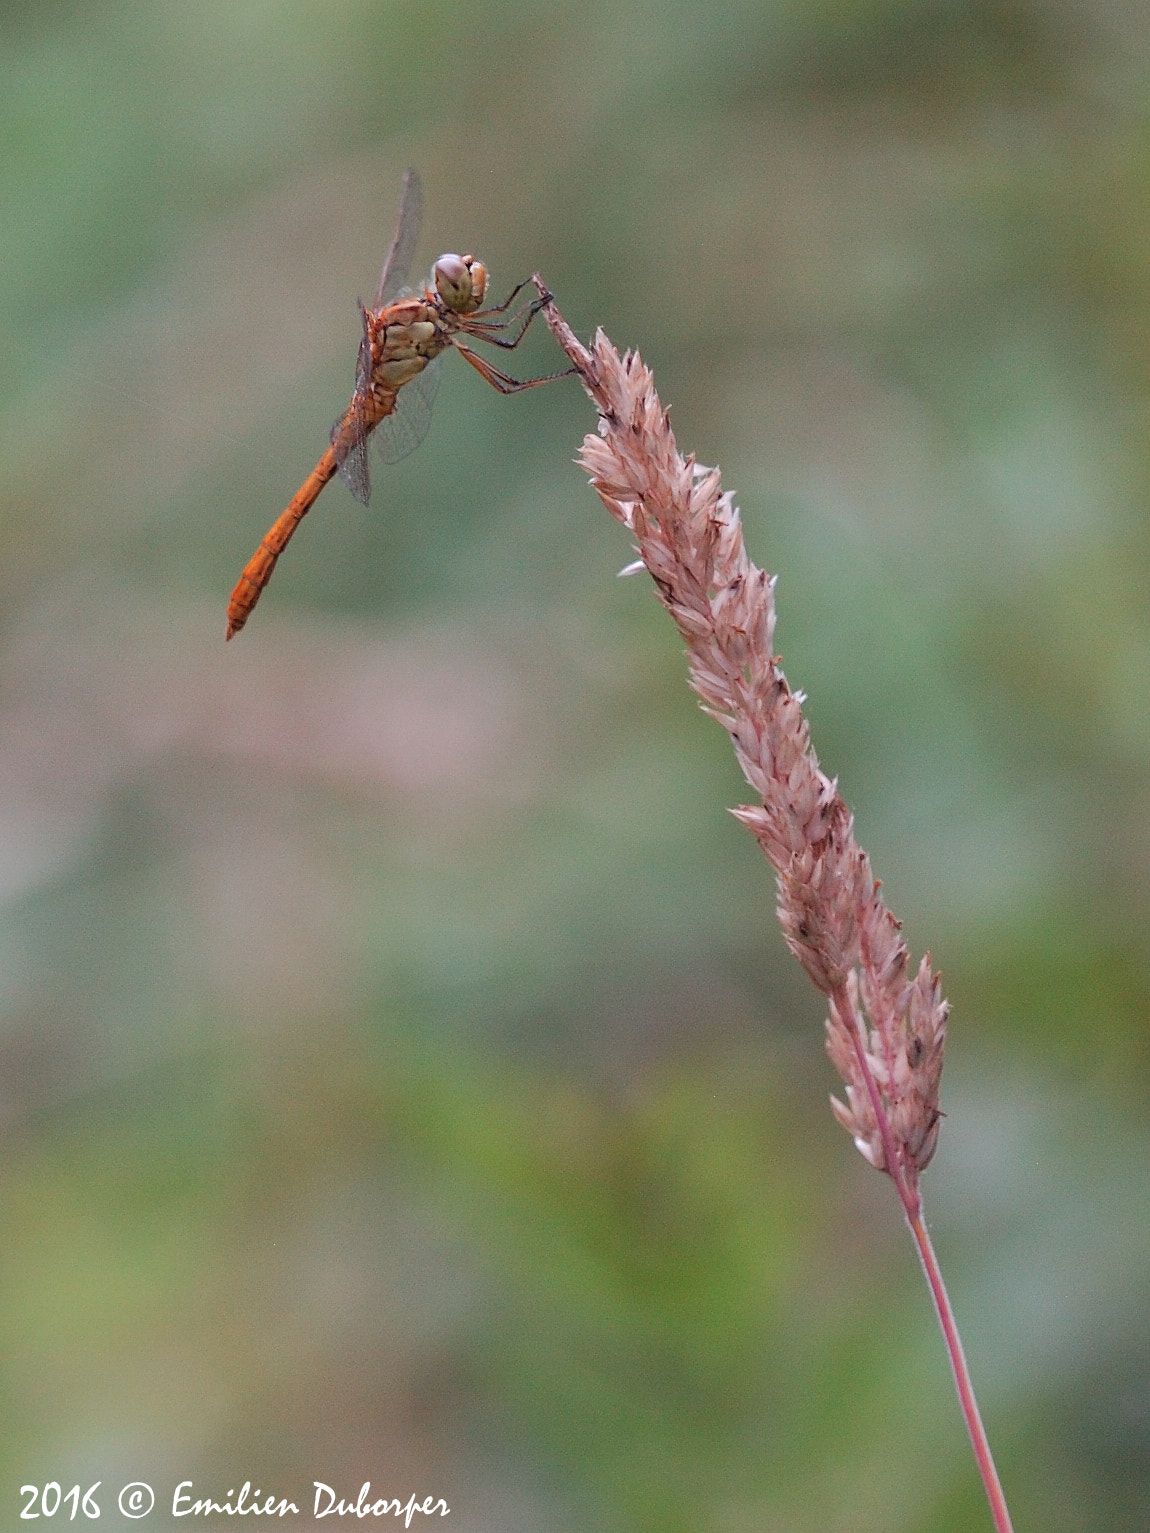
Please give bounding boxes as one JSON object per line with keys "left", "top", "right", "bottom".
{"left": 332, "top": 401, "right": 372, "bottom": 504}
{"left": 374, "top": 169, "right": 423, "bottom": 310}
{"left": 331, "top": 302, "right": 376, "bottom": 504}
{"left": 373, "top": 357, "right": 441, "bottom": 465}
{"left": 353, "top": 300, "right": 374, "bottom": 399}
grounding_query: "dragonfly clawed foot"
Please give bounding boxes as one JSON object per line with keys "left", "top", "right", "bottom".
{"left": 454, "top": 342, "right": 577, "bottom": 395}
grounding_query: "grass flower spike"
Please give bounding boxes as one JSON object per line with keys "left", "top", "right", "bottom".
{"left": 536, "top": 287, "right": 1012, "bottom": 1533}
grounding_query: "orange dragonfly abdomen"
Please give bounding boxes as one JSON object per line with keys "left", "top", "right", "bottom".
{"left": 225, "top": 449, "right": 338, "bottom": 641}
{"left": 225, "top": 381, "right": 398, "bottom": 640}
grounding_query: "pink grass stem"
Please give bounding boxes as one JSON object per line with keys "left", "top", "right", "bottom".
{"left": 908, "top": 1208, "right": 1015, "bottom": 1533}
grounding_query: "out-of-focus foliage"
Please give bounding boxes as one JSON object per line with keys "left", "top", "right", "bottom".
{"left": 2, "top": 0, "right": 1150, "bottom": 1527}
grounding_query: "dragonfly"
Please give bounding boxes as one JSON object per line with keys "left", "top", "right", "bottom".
{"left": 226, "top": 169, "right": 569, "bottom": 639}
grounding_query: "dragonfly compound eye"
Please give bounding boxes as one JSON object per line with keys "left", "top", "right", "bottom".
{"left": 467, "top": 259, "right": 488, "bottom": 308}
{"left": 433, "top": 254, "right": 474, "bottom": 312}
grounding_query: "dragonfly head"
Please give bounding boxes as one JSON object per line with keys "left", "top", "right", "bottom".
{"left": 432, "top": 253, "right": 488, "bottom": 314}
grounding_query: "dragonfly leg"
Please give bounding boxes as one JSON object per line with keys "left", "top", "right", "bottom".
{"left": 471, "top": 277, "right": 534, "bottom": 317}
{"left": 454, "top": 341, "right": 576, "bottom": 394}
{"left": 463, "top": 294, "right": 554, "bottom": 350}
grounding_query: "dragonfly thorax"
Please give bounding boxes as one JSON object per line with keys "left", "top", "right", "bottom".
{"left": 432, "top": 253, "right": 488, "bottom": 314}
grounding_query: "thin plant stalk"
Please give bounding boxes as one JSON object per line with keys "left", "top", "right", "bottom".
{"left": 534, "top": 281, "right": 1013, "bottom": 1533}
{"left": 909, "top": 1209, "right": 1014, "bottom": 1533}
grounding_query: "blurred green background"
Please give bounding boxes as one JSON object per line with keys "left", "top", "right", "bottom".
{"left": 3, "top": 0, "right": 1150, "bottom": 1527}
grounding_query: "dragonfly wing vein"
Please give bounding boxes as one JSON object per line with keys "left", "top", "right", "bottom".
{"left": 375, "top": 169, "right": 423, "bottom": 310}
{"left": 331, "top": 396, "right": 373, "bottom": 504}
